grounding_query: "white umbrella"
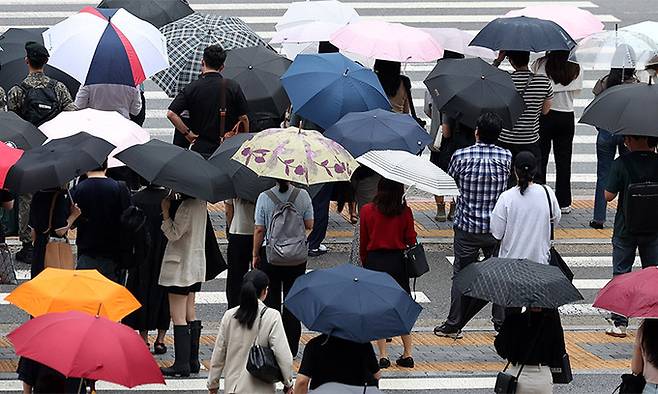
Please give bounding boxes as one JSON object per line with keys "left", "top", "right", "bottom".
{"left": 39, "top": 109, "right": 149, "bottom": 168}
{"left": 275, "top": 0, "right": 360, "bottom": 31}
{"left": 569, "top": 30, "right": 658, "bottom": 70}
{"left": 356, "top": 150, "right": 459, "bottom": 197}
{"left": 271, "top": 21, "right": 345, "bottom": 44}
{"left": 423, "top": 28, "right": 496, "bottom": 59}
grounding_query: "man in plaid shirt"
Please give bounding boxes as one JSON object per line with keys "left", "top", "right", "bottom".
{"left": 435, "top": 113, "right": 512, "bottom": 339}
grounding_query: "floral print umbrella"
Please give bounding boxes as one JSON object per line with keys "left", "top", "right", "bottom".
{"left": 231, "top": 127, "right": 357, "bottom": 185}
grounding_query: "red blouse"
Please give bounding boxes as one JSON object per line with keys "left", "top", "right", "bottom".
{"left": 359, "top": 202, "right": 417, "bottom": 264}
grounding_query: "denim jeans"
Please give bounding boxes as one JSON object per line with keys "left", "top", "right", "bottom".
{"left": 645, "top": 383, "right": 658, "bottom": 394}
{"left": 594, "top": 129, "right": 627, "bottom": 223}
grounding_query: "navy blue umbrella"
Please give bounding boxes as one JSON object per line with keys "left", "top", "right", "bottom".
{"left": 324, "top": 109, "right": 432, "bottom": 157}
{"left": 470, "top": 16, "right": 576, "bottom": 52}
{"left": 284, "top": 264, "right": 422, "bottom": 343}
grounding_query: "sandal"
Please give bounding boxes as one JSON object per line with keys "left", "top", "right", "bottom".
{"left": 153, "top": 342, "right": 167, "bottom": 355}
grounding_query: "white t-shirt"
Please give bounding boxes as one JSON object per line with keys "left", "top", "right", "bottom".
{"left": 532, "top": 61, "right": 583, "bottom": 113}
{"left": 490, "top": 184, "right": 561, "bottom": 265}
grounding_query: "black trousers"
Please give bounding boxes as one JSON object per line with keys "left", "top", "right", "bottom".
{"left": 496, "top": 140, "right": 542, "bottom": 189}
{"left": 226, "top": 233, "right": 253, "bottom": 309}
{"left": 538, "top": 110, "right": 575, "bottom": 208}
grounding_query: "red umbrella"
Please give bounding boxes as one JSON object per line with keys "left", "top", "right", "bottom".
{"left": 0, "top": 142, "right": 23, "bottom": 188}
{"left": 8, "top": 311, "right": 164, "bottom": 388}
{"left": 593, "top": 267, "right": 658, "bottom": 318}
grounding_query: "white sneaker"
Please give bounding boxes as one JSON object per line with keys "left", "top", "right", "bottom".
{"left": 605, "top": 324, "right": 627, "bottom": 338}
{"left": 560, "top": 206, "right": 572, "bottom": 214}
{"left": 318, "top": 244, "right": 328, "bottom": 252}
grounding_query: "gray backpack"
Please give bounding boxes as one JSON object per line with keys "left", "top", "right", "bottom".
{"left": 265, "top": 188, "right": 308, "bottom": 266}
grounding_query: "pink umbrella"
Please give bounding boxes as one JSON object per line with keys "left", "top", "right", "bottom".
{"left": 593, "top": 267, "right": 658, "bottom": 318}
{"left": 505, "top": 5, "right": 603, "bottom": 40}
{"left": 330, "top": 20, "right": 444, "bottom": 62}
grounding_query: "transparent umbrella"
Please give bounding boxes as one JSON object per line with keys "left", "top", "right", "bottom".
{"left": 569, "top": 30, "right": 658, "bottom": 70}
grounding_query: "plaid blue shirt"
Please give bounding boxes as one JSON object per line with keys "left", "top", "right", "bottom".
{"left": 448, "top": 143, "right": 512, "bottom": 234}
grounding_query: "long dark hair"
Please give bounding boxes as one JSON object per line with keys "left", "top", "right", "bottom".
{"left": 541, "top": 51, "right": 580, "bottom": 86}
{"left": 607, "top": 68, "right": 636, "bottom": 89}
{"left": 642, "top": 319, "right": 658, "bottom": 366}
{"left": 515, "top": 163, "right": 537, "bottom": 195}
{"left": 374, "top": 59, "right": 402, "bottom": 97}
{"left": 276, "top": 179, "right": 289, "bottom": 193}
{"left": 373, "top": 178, "right": 405, "bottom": 216}
{"left": 234, "top": 270, "right": 269, "bottom": 329}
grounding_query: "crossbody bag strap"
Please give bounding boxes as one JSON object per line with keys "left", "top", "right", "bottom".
{"left": 219, "top": 78, "right": 227, "bottom": 140}
{"left": 252, "top": 306, "right": 268, "bottom": 346}
{"left": 44, "top": 191, "right": 61, "bottom": 236}
{"left": 541, "top": 185, "right": 555, "bottom": 241}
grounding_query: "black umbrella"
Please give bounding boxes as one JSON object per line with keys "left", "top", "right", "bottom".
{"left": 0, "top": 28, "right": 80, "bottom": 96}
{"left": 97, "top": 0, "right": 194, "bottom": 29}
{"left": 454, "top": 258, "right": 583, "bottom": 309}
{"left": 423, "top": 58, "right": 525, "bottom": 130}
{"left": 4, "top": 132, "right": 114, "bottom": 194}
{"left": 470, "top": 16, "right": 576, "bottom": 52}
{"left": 208, "top": 133, "right": 275, "bottom": 202}
{"left": 0, "top": 111, "right": 46, "bottom": 149}
{"left": 222, "top": 46, "right": 292, "bottom": 121}
{"left": 116, "top": 139, "right": 235, "bottom": 203}
{"left": 580, "top": 82, "right": 658, "bottom": 137}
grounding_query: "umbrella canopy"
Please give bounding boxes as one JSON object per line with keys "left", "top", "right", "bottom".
{"left": 505, "top": 5, "right": 604, "bottom": 40}
{"left": 423, "top": 28, "right": 496, "bottom": 59}
{"left": 330, "top": 20, "right": 444, "bottom": 62}
{"left": 284, "top": 264, "right": 422, "bottom": 343}
{"left": 276, "top": 0, "right": 359, "bottom": 31}
{"left": 271, "top": 21, "right": 344, "bottom": 44}
{"left": 97, "top": 0, "right": 194, "bottom": 29}
{"left": 5, "top": 268, "right": 140, "bottom": 321}
{"left": 116, "top": 139, "right": 235, "bottom": 203}
{"left": 0, "top": 28, "right": 80, "bottom": 96}
{"left": 311, "top": 383, "right": 384, "bottom": 394}
{"left": 580, "top": 82, "right": 658, "bottom": 137}
{"left": 281, "top": 53, "right": 390, "bottom": 130}
{"left": 39, "top": 108, "right": 150, "bottom": 168}
{"left": 0, "top": 111, "right": 46, "bottom": 150}
{"left": 593, "top": 266, "right": 658, "bottom": 318}
{"left": 424, "top": 57, "right": 525, "bottom": 130}
{"left": 454, "top": 258, "right": 583, "bottom": 308}
{"left": 231, "top": 127, "right": 358, "bottom": 185}
{"left": 43, "top": 6, "right": 169, "bottom": 87}
{"left": 356, "top": 150, "right": 459, "bottom": 197}
{"left": 222, "top": 46, "right": 291, "bottom": 120}
{"left": 470, "top": 16, "right": 576, "bottom": 53}
{"left": 623, "top": 21, "right": 658, "bottom": 43}
{"left": 324, "top": 109, "right": 432, "bottom": 157}
{"left": 569, "top": 30, "right": 658, "bottom": 70}
{"left": 0, "top": 143, "right": 23, "bottom": 188}
{"left": 2, "top": 132, "right": 114, "bottom": 194}
{"left": 8, "top": 311, "right": 164, "bottom": 388}
{"left": 209, "top": 133, "right": 275, "bottom": 202}
{"left": 152, "top": 13, "right": 267, "bottom": 97}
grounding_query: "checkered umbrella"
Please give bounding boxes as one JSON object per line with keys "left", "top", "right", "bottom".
{"left": 152, "top": 13, "right": 267, "bottom": 97}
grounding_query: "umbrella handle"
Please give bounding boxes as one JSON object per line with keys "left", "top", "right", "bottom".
{"left": 77, "top": 378, "right": 85, "bottom": 394}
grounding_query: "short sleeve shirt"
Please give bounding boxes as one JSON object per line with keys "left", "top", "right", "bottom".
{"left": 226, "top": 198, "right": 256, "bottom": 235}
{"left": 254, "top": 186, "right": 313, "bottom": 231}
{"left": 0, "top": 190, "right": 14, "bottom": 243}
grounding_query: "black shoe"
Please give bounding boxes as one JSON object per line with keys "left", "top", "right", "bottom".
{"left": 589, "top": 220, "right": 604, "bottom": 229}
{"left": 153, "top": 342, "right": 167, "bottom": 355}
{"left": 379, "top": 358, "right": 391, "bottom": 369}
{"left": 161, "top": 325, "right": 191, "bottom": 377}
{"left": 15, "top": 243, "right": 33, "bottom": 264}
{"left": 385, "top": 338, "right": 392, "bottom": 343}
{"left": 433, "top": 323, "right": 463, "bottom": 339}
{"left": 189, "top": 320, "right": 202, "bottom": 373}
{"left": 308, "top": 248, "right": 328, "bottom": 257}
{"left": 396, "top": 356, "right": 414, "bottom": 368}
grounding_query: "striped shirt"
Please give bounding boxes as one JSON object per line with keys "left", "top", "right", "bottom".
{"left": 499, "top": 70, "right": 553, "bottom": 145}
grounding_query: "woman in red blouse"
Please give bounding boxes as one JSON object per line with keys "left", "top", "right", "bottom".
{"left": 359, "top": 178, "right": 417, "bottom": 369}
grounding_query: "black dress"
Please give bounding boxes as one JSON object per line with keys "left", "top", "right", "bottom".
{"left": 123, "top": 187, "right": 170, "bottom": 331}
{"left": 29, "top": 189, "right": 70, "bottom": 278}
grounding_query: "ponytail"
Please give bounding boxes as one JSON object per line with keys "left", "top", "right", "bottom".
{"left": 516, "top": 165, "right": 536, "bottom": 195}
{"left": 233, "top": 270, "right": 269, "bottom": 329}
{"left": 277, "top": 179, "right": 289, "bottom": 193}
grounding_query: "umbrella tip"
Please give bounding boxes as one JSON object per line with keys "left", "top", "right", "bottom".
{"left": 481, "top": 75, "right": 485, "bottom": 79}
{"left": 343, "top": 69, "right": 349, "bottom": 77}
{"left": 353, "top": 277, "right": 359, "bottom": 282}
{"left": 248, "top": 65, "right": 253, "bottom": 70}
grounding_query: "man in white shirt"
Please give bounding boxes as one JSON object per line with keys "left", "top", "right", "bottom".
{"left": 74, "top": 83, "right": 142, "bottom": 119}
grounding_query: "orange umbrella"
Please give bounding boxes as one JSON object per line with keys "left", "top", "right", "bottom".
{"left": 5, "top": 268, "right": 140, "bottom": 321}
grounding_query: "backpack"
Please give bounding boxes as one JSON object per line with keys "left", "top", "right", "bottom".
{"left": 622, "top": 154, "right": 658, "bottom": 235}
{"left": 19, "top": 80, "right": 61, "bottom": 126}
{"left": 265, "top": 188, "right": 307, "bottom": 266}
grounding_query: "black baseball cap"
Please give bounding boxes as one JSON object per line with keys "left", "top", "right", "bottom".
{"left": 514, "top": 151, "right": 537, "bottom": 172}
{"left": 25, "top": 41, "right": 49, "bottom": 63}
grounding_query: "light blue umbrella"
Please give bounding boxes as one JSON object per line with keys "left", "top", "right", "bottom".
{"left": 280, "top": 53, "right": 391, "bottom": 130}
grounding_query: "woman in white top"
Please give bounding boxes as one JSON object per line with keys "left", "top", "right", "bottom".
{"left": 491, "top": 151, "right": 561, "bottom": 265}
{"left": 632, "top": 319, "right": 658, "bottom": 394}
{"left": 208, "top": 270, "right": 294, "bottom": 394}
{"left": 532, "top": 51, "right": 582, "bottom": 214}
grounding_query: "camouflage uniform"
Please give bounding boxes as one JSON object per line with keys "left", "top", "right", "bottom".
{"left": 0, "top": 87, "right": 6, "bottom": 111}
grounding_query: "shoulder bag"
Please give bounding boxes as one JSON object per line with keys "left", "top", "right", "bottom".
{"left": 615, "top": 373, "right": 646, "bottom": 393}
{"left": 404, "top": 243, "right": 429, "bottom": 278}
{"left": 246, "top": 307, "right": 283, "bottom": 383}
{"left": 43, "top": 192, "right": 75, "bottom": 270}
{"left": 541, "top": 185, "right": 574, "bottom": 281}
{"left": 550, "top": 353, "right": 573, "bottom": 384}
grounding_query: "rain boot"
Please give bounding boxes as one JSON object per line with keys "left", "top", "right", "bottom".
{"left": 161, "top": 325, "right": 191, "bottom": 377}
{"left": 189, "top": 320, "right": 202, "bottom": 374}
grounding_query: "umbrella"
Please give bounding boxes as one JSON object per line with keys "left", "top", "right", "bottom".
{"left": 311, "top": 383, "right": 384, "bottom": 394}
{"left": 231, "top": 127, "right": 358, "bottom": 185}
{"left": 39, "top": 108, "right": 150, "bottom": 168}
{"left": 152, "top": 13, "right": 267, "bottom": 97}
{"left": 271, "top": 21, "right": 345, "bottom": 44}
{"left": 423, "top": 57, "right": 525, "bottom": 130}
{"left": 324, "top": 109, "right": 432, "bottom": 157}
{"left": 0, "top": 28, "right": 80, "bottom": 96}
{"left": 2, "top": 132, "right": 114, "bottom": 194}
{"left": 116, "top": 139, "right": 235, "bottom": 203}
{"left": 281, "top": 53, "right": 390, "bottom": 130}
{"left": 42, "top": 6, "right": 169, "bottom": 87}
{"left": 356, "top": 150, "right": 459, "bottom": 197}
{"left": 454, "top": 258, "right": 583, "bottom": 308}
{"left": 622, "top": 21, "right": 658, "bottom": 43}
{"left": 0, "top": 142, "right": 23, "bottom": 188}
{"left": 97, "top": 0, "right": 194, "bottom": 29}
{"left": 470, "top": 16, "right": 576, "bottom": 52}
{"left": 276, "top": 0, "right": 359, "bottom": 31}
{"left": 284, "top": 264, "right": 422, "bottom": 343}
{"left": 5, "top": 268, "right": 140, "bottom": 321}
{"left": 423, "top": 28, "right": 496, "bottom": 59}
{"left": 504, "top": 5, "right": 604, "bottom": 40}
{"left": 8, "top": 311, "right": 164, "bottom": 388}
{"left": 593, "top": 266, "right": 658, "bottom": 318}
{"left": 580, "top": 82, "right": 658, "bottom": 137}
{"left": 330, "top": 20, "right": 444, "bottom": 62}
{"left": 569, "top": 30, "right": 658, "bottom": 70}
{"left": 222, "top": 46, "right": 291, "bottom": 120}
{"left": 208, "top": 133, "right": 275, "bottom": 202}
{"left": 0, "top": 111, "right": 46, "bottom": 149}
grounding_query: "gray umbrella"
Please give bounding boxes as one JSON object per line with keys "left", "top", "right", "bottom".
{"left": 580, "top": 82, "right": 658, "bottom": 137}
{"left": 454, "top": 258, "right": 583, "bottom": 309}
{"left": 310, "top": 383, "right": 384, "bottom": 394}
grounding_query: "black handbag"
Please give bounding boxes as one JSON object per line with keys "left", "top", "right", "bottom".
{"left": 404, "top": 243, "right": 429, "bottom": 278}
{"left": 246, "top": 308, "right": 283, "bottom": 383}
{"left": 550, "top": 353, "right": 573, "bottom": 384}
{"left": 541, "top": 186, "right": 575, "bottom": 281}
{"left": 616, "top": 373, "right": 646, "bottom": 394}
{"left": 494, "top": 362, "right": 522, "bottom": 393}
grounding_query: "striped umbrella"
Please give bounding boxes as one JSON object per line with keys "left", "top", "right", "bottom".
{"left": 356, "top": 150, "right": 459, "bottom": 197}
{"left": 42, "top": 6, "right": 169, "bottom": 87}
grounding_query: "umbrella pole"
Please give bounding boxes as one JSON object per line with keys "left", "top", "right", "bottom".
{"left": 77, "top": 378, "right": 85, "bottom": 394}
